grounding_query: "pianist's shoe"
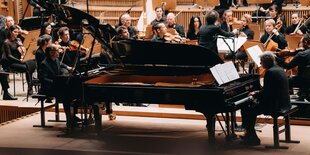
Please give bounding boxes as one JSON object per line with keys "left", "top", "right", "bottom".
{"left": 3, "top": 91, "right": 17, "bottom": 100}
{"left": 240, "top": 135, "right": 261, "bottom": 146}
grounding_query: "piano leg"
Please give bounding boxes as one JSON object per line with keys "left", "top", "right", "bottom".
{"left": 93, "top": 103, "right": 102, "bottom": 133}
{"left": 204, "top": 113, "right": 216, "bottom": 144}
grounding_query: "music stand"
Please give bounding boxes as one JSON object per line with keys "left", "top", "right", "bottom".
{"left": 152, "top": 0, "right": 176, "bottom": 11}
{"left": 300, "top": 0, "right": 310, "bottom": 6}
{"left": 285, "top": 35, "right": 303, "bottom": 50}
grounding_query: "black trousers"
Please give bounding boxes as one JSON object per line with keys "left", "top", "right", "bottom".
{"left": 0, "top": 73, "right": 9, "bottom": 90}
{"left": 7, "top": 60, "right": 36, "bottom": 87}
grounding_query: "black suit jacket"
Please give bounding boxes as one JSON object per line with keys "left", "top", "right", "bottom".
{"left": 38, "top": 57, "right": 62, "bottom": 96}
{"left": 257, "top": 65, "right": 291, "bottom": 113}
{"left": 198, "top": 24, "right": 235, "bottom": 55}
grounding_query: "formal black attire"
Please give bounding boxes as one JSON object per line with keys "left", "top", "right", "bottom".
{"left": 186, "top": 31, "right": 198, "bottom": 40}
{"left": 0, "top": 71, "right": 9, "bottom": 92}
{"left": 220, "top": 21, "right": 232, "bottom": 32}
{"left": 285, "top": 24, "right": 307, "bottom": 35}
{"left": 272, "top": 16, "right": 287, "bottom": 34}
{"left": 35, "top": 47, "right": 45, "bottom": 74}
{"left": 224, "top": 25, "right": 254, "bottom": 62}
{"left": 241, "top": 65, "right": 291, "bottom": 142}
{"left": 167, "top": 23, "right": 185, "bottom": 38}
{"left": 38, "top": 56, "right": 77, "bottom": 127}
{"left": 260, "top": 32, "right": 287, "bottom": 50}
{"left": 198, "top": 24, "right": 235, "bottom": 55}
{"left": 276, "top": 48, "right": 310, "bottom": 98}
{"left": 150, "top": 18, "right": 165, "bottom": 26}
{"left": 151, "top": 35, "right": 165, "bottom": 43}
{"left": 59, "top": 40, "right": 86, "bottom": 69}
{"left": 1, "top": 39, "right": 36, "bottom": 89}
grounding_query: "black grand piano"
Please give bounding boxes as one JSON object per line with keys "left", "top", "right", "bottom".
{"left": 83, "top": 40, "right": 261, "bottom": 143}
{"left": 33, "top": 1, "right": 261, "bottom": 143}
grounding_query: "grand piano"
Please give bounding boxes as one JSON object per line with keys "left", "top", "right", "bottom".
{"left": 83, "top": 40, "right": 261, "bottom": 143}
{"left": 33, "top": 1, "right": 261, "bottom": 143}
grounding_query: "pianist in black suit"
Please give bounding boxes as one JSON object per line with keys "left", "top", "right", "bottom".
{"left": 241, "top": 52, "right": 291, "bottom": 146}
{"left": 39, "top": 44, "right": 79, "bottom": 128}
{"left": 198, "top": 10, "right": 237, "bottom": 55}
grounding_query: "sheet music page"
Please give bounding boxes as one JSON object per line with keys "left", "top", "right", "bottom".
{"left": 214, "top": 64, "right": 230, "bottom": 84}
{"left": 221, "top": 61, "right": 240, "bottom": 81}
{"left": 210, "top": 61, "right": 240, "bottom": 85}
{"left": 210, "top": 67, "right": 224, "bottom": 85}
{"left": 217, "top": 36, "right": 247, "bottom": 53}
{"left": 247, "top": 45, "right": 263, "bottom": 67}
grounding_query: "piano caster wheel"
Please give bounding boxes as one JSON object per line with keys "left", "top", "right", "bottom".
{"left": 109, "top": 114, "right": 116, "bottom": 120}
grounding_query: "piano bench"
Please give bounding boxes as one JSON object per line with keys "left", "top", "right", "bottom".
{"left": 32, "top": 94, "right": 53, "bottom": 128}
{"left": 265, "top": 105, "right": 300, "bottom": 149}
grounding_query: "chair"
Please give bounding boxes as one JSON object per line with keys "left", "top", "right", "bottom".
{"left": 265, "top": 105, "right": 300, "bottom": 149}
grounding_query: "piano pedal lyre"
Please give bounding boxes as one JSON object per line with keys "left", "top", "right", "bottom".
{"left": 109, "top": 114, "right": 116, "bottom": 120}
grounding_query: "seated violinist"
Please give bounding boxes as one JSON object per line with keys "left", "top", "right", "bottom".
{"left": 224, "top": 14, "right": 254, "bottom": 65}
{"left": 285, "top": 13, "right": 308, "bottom": 35}
{"left": 114, "top": 25, "right": 130, "bottom": 41}
{"left": 57, "top": 27, "right": 88, "bottom": 73}
{"left": 151, "top": 22, "right": 167, "bottom": 43}
{"left": 261, "top": 19, "right": 287, "bottom": 51}
{"left": 166, "top": 13, "right": 185, "bottom": 38}
{"left": 276, "top": 34, "right": 310, "bottom": 101}
{"left": 221, "top": 9, "right": 234, "bottom": 32}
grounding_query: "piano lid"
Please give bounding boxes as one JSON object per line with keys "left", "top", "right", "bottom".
{"left": 112, "top": 39, "right": 224, "bottom": 67}
{"left": 33, "top": 1, "right": 100, "bottom": 27}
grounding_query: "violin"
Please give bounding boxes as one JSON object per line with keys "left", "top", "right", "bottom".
{"left": 164, "top": 33, "right": 186, "bottom": 43}
{"left": 68, "top": 40, "right": 88, "bottom": 53}
{"left": 16, "top": 39, "right": 26, "bottom": 61}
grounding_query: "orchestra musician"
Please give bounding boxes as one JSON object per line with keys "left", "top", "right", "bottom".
{"left": 285, "top": 13, "right": 308, "bottom": 35}
{"left": 57, "top": 26, "right": 85, "bottom": 73}
{"left": 38, "top": 43, "right": 79, "bottom": 129}
{"left": 198, "top": 10, "right": 238, "bottom": 55}
{"left": 115, "top": 25, "right": 130, "bottom": 40}
{"left": 35, "top": 34, "right": 52, "bottom": 75}
{"left": 268, "top": 5, "right": 286, "bottom": 34}
{"left": 166, "top": 13, "right": 185, "bottom": 38}
{"left": 221, "top": 9, "right": 234, "bottom": 32}
{"left": 261, "top": 19, "right": 287, "bottom": 51}
{"left": 116, "top": 13, "right": 137, "bottom": 39}
{"left": 241, "top": 52, "right": 291, "bottom": 146}
{"left": 186, "top": 15, "right": 202, "bottom": 40}
{"left": 0, "top": 71, "right": 17, "bottom": 100}
{"left": 39, "top": 22, "right": 52, "bottom": 36}
{"left": 276, "top": 34, "right": 310, "bottom": 101}
{"left": 151, "top": 22, "right": 167, "bottom": 43}
{"left": 224, "top": 14, "right": 254, "bottom": 64}
{"left": 150, "top": 6, "right": 166, "bottom": 26}
{"left": 1, "top": 25, "right": 36, "bottom": 95}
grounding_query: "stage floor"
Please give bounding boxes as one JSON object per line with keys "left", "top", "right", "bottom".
{"left": 0, "top": 112, "right": 309, "bottom": 155}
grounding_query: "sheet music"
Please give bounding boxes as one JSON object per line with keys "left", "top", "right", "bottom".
{"left": 217, "top": 36, "right": 247, "bottom": 53}
{"left": 247, "top": 45, "right": 263, "bottom": 67}
{"left": 210, "top": 61, "right": 240, "bottom": 85}
{"left": 210, "top": 66, "right": 224, "bottom": 85}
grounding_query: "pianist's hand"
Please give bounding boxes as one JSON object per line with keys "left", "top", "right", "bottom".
{"left": 248, "top": 90, "right": 259, "bottom": 98}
